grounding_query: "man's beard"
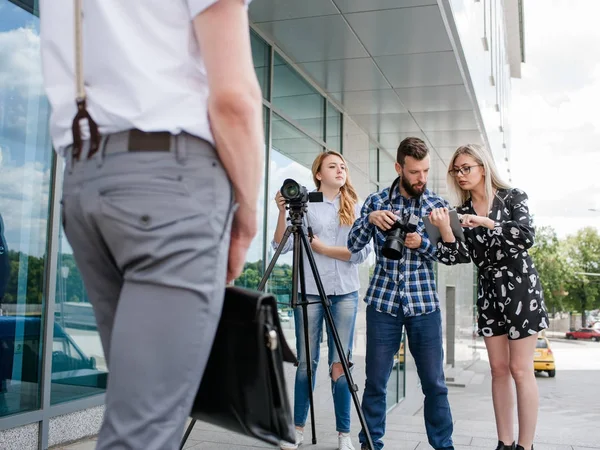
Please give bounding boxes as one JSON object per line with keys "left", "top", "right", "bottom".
{"left": 401, "top": 175, "right": 426, "bottom": 197}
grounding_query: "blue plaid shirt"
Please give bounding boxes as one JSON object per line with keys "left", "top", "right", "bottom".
{"left": 348, "top": 183, "right": 449, "bottom": 317}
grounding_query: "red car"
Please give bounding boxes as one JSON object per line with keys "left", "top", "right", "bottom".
{"left": 565, "top": 328, "right": 600, "bottom": 341}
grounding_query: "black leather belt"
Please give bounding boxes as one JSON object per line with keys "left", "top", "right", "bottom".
{"left": 125, "top": 129, "right": 172, "bottom": 152}
{"left": 72, "top": 129, "right": 174, "bottom": 161}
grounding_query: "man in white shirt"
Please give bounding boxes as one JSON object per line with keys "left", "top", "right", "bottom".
{"left": 39, "top": 1, "right": 264, "bottom": 449}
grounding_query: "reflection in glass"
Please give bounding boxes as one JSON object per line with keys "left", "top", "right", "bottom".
{"left": 272, "top": 114, "right": 323, "bottom": 168}
{"left": 233, "top": 106, "right": 269, "bottom": 290}
{"left": 251, "top": 30, "right": 270, "bottom": 101}
{"left": 273, "top": 53, "right": 324, "bottom": 141}
{"left": 0, "top": 1, "right": 53, "bottom": 417}
{"left": 51, "top": 223, "right": 107, "bottom": 405}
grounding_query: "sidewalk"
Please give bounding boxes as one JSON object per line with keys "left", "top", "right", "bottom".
{"left": 55, "top": 356, "right": 600, "bottom": 450}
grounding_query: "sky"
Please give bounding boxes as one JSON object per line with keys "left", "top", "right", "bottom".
{"left": 509, "top": 0, "right": 600, "bottom": 238}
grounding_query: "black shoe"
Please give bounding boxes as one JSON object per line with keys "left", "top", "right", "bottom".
{"left": 495, "top": 441, "right": 516, "bottom": 450}
{"left": 515, "top": 445, "right": 533, "bottom": 450}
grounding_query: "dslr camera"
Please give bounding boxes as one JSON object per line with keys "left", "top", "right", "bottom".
{"left": 381, "top": 213, "right": 419, "bottom": 260}
{"left": 280, "top": 178, "right": 323, "bottom": 205}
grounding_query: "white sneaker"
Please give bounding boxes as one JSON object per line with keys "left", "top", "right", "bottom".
{"left": 280, "top": 428, "right": 304, "bottom": 449}
{"left": 338, "top": 433, "right": 355, "bottom": 450}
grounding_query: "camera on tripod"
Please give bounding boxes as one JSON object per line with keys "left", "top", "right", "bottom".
{"left": 280, "top": 178, "right": 323, "bottom": 205}
{"left": 381, "top": 214, "right": 419, "bottom": 260}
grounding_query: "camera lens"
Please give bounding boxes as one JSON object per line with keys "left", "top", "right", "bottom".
{"left": 281, "top": 179, "right": 301, "bottom": 201}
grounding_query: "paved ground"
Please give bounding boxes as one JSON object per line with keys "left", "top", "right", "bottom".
{"left": 54, "top": 337, "right": 600, "bottom": 450}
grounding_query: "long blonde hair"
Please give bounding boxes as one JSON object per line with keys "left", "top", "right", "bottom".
{"left": 447, "top": 144, "right": 511, "bottom": 210}
{"left": 312, "top": 151, "right": 359, "bottom": 226}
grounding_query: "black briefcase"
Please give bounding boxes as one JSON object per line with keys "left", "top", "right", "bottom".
{"left": 189, "top": 286, "right": 297, "bottom": 445}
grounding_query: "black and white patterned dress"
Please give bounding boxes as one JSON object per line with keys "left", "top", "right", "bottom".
{"left": 437, "top": 188, "right": 549, "bottom": 340}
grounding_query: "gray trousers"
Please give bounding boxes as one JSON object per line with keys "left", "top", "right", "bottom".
{"left": 62, "top": 131, "right": 235, "bottom": 450}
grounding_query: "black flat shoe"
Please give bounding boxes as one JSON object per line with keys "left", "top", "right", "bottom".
{"left": 495, "top": 441, "right": 516, "bottom": 450}
{"left": 516, "top": 445, "right": 533, "bottom": 450}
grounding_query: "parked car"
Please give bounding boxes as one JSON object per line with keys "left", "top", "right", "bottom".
{"left": 534, "top": 336, "right": 555, "bottom": 377}
{"left": 0, "top": 316, "right": 106, "bottom": 393}
{"left": 565, "top": 328, "right": 600, "bottom": 341}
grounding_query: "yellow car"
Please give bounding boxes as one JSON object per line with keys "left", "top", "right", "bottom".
{"left": 393, "top": 341, "right": 405, "bottom": 368}
{"left": 533, "top": 336, "right": 555, "bottom": 377}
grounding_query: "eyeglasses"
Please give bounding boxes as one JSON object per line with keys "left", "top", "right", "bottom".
{"left": 448, "top": 165, "right": 482, "bottom": 177}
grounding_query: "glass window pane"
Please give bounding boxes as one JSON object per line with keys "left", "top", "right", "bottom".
{"left": 273, "top": 52, "right": 324, "bottom": 141}
{"left": 378, "top": 151, "right": 398, "bottom": 187}
{"left": 234, "top": 106, "right": 269, "bottom": 290}
{"left": 326, "top": 101, "right": 341, "bottom": 152}
{"left": 272, "top": 113, "right": 323, "bottom": 168}
{"left": 251, "top": 30, "right": 270, "bottom": 100}
{"left": 52, "top": 217, "right": 107, "bottom": 405}
{"left": 369, "top": 146, "right": 379, "bottom": 182}
{"left": 0, "top": 2, "right": 53, "bottom": 417}
{"left": 264, "top": 118, "right": 322, "bottom": 342}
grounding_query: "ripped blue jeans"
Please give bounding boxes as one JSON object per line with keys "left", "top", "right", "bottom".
{"left": 293, "top": 291, "right": 359, "bottom": 433}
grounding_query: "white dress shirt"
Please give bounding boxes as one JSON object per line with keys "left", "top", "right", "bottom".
{"left": 39, "top": 0, "right": 250, "bottom": 154}
{"left": 272, "top": 194, "right": 372, "bottom": 296}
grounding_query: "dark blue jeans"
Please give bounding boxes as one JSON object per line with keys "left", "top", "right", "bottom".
{"left": 359, "top": 305, "right": 454, "bottom": 450}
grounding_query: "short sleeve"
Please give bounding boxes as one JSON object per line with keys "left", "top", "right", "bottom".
{"left": 187, "top": 0, "right": 252, "bottom": 18}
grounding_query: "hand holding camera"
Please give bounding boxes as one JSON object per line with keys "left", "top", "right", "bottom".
{"left": 368, "top": 210, "right": 399, "bottom": 231}
{"left": 404, "top": 232, "right": 422, "bottom": 249}
{"left": 275, "top": 191, "right": 287, "bottom": 213}
{"left": 371, "top": 211, "right": 420, "bottom": 260}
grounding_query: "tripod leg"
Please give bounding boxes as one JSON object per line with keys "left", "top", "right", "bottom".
{"left": 298, "top": 252, "right": 318, "bottom": 445}
{"left": 258, "top": 225, "right": 294, "bottom": 292}
{"left": 179, "top": 419, "right": 196, "bottom": 450}
{"left": 298, "top": 231, "right": 376, "bottom": 450}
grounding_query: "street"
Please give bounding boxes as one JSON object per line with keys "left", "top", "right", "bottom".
{"left": 444, "top": 337, "right": 600, "bottom": 448}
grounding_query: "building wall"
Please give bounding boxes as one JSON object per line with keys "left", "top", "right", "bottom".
{"left": 0, "top": 1, "right": 512, "bottom": 447}
{"left": 443, "top": 0, "right": 515, "bottom": 178}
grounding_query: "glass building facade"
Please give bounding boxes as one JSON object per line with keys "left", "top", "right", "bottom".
{"left": 0, "top": 0, "right": 524, "bottom": 447}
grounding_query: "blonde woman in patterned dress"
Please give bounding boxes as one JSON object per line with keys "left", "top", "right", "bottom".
{"left": 429, "top": 144, "right": 548, "bottom": 450}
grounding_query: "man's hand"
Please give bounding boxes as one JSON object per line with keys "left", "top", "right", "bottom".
{"left": 368, "top": 210, "right": 399, "bottom": 231}
{"left": 310, "top": 235, "right": 327, "bottom": 254}
{"left": 404, "top": 232, "right": 422, "bottom": 249}
{"left": 227, "top": 207, "right": 257, "bottom": 284}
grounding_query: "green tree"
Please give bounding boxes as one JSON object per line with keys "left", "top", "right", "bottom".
{"left": 529, "top": 226, "right": 573, "bottom": 313}
{"left": 563, "top": 227, "right": 600, "bottom": 326}
{"left": 4, "top": 250, "right": 46, "bottom": 305}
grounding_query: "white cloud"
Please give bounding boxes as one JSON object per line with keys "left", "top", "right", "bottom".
{"left": 0, "top": 27, "right": 44, "bottom": 96}
{"left": 509, "top": 0, "right": 600, "bottom": 238}
{"left": 0, "top": 161, "right": 51, "bottom": 258}
{"left": 0, "top": 24, "right": 52, "bottom": 258}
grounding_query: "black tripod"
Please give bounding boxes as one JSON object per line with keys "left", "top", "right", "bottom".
{"left": 179, "top": 198, "right": 374, "bottom": 450}
{"left": 257, "top": 199, "right": 374, "bottom": 449}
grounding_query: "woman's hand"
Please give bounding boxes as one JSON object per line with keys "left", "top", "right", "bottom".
{"left": 310, "top": 235, "right": 327, "bottom": 254}
{"left": 275, "top": 191, "right": 286, "bottom": 213}
{"left": 430, "top": 207, "right": 456, "bottom": 243}
{"left": 460, "top": 214, "right": 494, "bottom": 229}
{"left": 429, "top": 207, "right": 451, "bottom": 229}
